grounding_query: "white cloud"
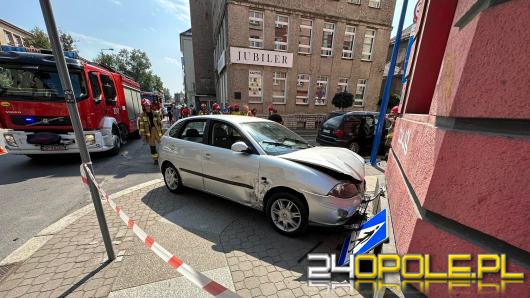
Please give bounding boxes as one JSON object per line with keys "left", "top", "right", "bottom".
{"left": 164, "top": 57, "right": 180, "bottom": 65}
{"left": 70, "top": 32, "right": 133, "bottom": 52}
{"left": 153, "top": 0, "right": 190, "bottom": 21}
{"left": 109, "top": 0, "right": 122, "bottom": 5}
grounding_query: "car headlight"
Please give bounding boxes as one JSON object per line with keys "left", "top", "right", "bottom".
{"left": 4, "top": 134, "right": 18, "bottom": 147}
{"left": 329, "top": 182, "right": 360, "bottom": 199}
{"left": 85, "top": 134, "right": 96, "bottom": 145}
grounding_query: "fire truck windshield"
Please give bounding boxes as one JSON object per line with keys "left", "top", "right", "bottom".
{"left": 0, "top": 65, "right": 88, "bottom": 101}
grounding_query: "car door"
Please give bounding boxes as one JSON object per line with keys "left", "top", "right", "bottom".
{"left": 167, "top": 119, "right": 209, "bottom": 190}
{"left": 202, "top": 121, "right": 260, "bottom": 205}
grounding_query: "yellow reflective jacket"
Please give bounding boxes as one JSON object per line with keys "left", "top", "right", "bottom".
{"left": 139, "top": 111, "right": 163, "bottom": 138}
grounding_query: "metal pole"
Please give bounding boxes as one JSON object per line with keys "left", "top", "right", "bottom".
{"left": 39, "top": 0, "right": 115, "bottom": 260}
{"left": 370, "top": 0, "right": 409, "bottom": 165}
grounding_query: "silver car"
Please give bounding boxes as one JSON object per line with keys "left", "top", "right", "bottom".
{"left": 159, "top": 115, "right": 365, "bottom": 236}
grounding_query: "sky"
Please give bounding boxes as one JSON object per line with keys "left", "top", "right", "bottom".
{"left": 2, "top": 0, "right": 414, "bottom": 95}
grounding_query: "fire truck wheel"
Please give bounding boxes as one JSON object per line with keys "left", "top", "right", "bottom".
{"left": 119, "top": 124, "right": 128, "bottom": 144}
{"left": 110, "top": 125, "right": 122, "bottom": 155}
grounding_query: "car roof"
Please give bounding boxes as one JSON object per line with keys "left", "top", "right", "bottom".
{"left": 181, "top": 115, "right": 274, "bottom": 124}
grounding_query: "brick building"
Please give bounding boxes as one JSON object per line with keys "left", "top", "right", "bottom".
{"left": 0, "top": 19, "right": 32, "bottom": 47}
{"left": 191, "top": 0, "right": 395, "bottom": 127}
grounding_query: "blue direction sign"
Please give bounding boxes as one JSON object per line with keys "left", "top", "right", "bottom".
{"left": 338, "top": 208, "right": 389, "bottom": 266}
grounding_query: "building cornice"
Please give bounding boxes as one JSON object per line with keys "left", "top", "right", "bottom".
{"left": 0, "top": 19, "right": 33, "bottom": 37}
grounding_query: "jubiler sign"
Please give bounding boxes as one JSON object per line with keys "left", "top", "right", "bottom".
{"left": 230, "top": 47, "right": 293, "bottom": 68}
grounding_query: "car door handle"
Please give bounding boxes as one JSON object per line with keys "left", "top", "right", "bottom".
{"left": 203, "top": 153, "right": 211, "bottom": 160}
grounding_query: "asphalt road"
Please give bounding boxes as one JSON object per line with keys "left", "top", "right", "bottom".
{"left": 0, "top": 139, "right": 161, "bottom": 260}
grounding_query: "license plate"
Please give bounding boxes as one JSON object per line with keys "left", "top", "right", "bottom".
{"left": 41, "top": 144, "right": 67, "bottom": 151}
{"left": 322, "top": 129, "right": 331, "bottom": 134}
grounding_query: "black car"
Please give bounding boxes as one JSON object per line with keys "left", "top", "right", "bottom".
{"left": 316, "top": 111, "right": 387, "bottom": 154}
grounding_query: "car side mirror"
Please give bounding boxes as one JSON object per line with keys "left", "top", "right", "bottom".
{"left": 231, "top": 141, "right": 250, "bottom": 153}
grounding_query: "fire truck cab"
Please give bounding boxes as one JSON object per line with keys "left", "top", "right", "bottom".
{"left": 0, "top": 46, "right": 143, "bottom": 156}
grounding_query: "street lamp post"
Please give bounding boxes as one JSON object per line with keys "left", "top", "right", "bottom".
{"left": 39, "top": 0, "right": 115, "bottom": 261}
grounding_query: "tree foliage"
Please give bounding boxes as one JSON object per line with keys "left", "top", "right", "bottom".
{"left": 377, "top": 93, "right": 401, "bottom": 112}
{"left": 94, "top": 49, "right": 166, "bottom": 92}
{"left": 163, "top": 88, "right": 172, "bottom": 102}
{"left": 332, "top": 92, "right": 354, "bottom": 110}
{"left": 26, "top": 27, "right": 76, "bottom": 51}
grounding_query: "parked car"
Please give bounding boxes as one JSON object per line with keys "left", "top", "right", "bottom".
{"left": 159, "top": 115, "right": 365, "bottom": 236}
{"left": 316, "top": 111, "right": 387, "bottom": 154}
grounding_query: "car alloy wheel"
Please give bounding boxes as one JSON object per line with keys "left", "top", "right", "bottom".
{"left": 271, "top": 198, "right": 302, "bottom": 233}
{"left": 163, "top": 164, "right": 183, "bottom": 193}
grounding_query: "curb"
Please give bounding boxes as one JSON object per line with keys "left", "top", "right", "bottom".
{"left": 0, "top": 178, "right": 163, "bottom": 267}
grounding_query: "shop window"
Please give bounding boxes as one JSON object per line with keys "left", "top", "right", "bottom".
{"left": 342, "top": 26, "right": 356, "bottom": 59}
{"left": 296, "top": 74, "right": 310, "bottom": 104}
{"left": 248, "top": 70, "right": 263, "bottom": 103}
{"left": 321, "top": 23, "right": 335, "bottom": 57}
{"left": 298, "top": 19, "right": 313, "bottom": 54}
{"left": 315, "top": 76, "right": 328, "bottom": 105}
{"left": 274, "top": 15, "right": 289, "bottom": 51}
{"left": 362, "top": 29, "right": 376, "bottom": 60}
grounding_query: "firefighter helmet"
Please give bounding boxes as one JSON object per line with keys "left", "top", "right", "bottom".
{"left": 391, "top": 106, "right": 399, "bottom": 113}
{"left": 233, "top": 104, "right": 240, "bottom": 110}
{"left": 141, "top": 98, "right": 152, "bottom": 106}
{"left": 212, "top": 103, "right": 220, "bottom": 110}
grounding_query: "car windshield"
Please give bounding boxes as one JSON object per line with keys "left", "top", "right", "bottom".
{"left": 322, "top": 114, "right": 344, "bottom": 129}
{"left": 0, "top": 65, "right": 88, "bottom": 101}
{"left": 241, "top": 121, "right": 311, "bottom": 155}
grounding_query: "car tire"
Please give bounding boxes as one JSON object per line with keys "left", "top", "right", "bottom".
{"left": 349, "top": 142, "right": 360, "bottom": 153}
{"left": 162, "top": 163, "right": 184, "bottom": 193}
{"left": 266, "top": 192, "right": 308, "bottom": 236}
{"left": 110, "top": 126, "right": 122, "bottom": 155}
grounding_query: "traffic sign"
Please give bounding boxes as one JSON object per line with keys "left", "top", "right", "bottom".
{"left": 338, "top": 208, "right": 389, "bottom": 266}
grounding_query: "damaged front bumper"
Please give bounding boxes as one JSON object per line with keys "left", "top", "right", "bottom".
{"left": 302, "top": 190, "right": 363, "bottom": 226}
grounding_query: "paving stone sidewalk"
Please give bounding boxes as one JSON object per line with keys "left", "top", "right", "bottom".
{"left": 0, "top": 165, "right": 384, "bottom": 298}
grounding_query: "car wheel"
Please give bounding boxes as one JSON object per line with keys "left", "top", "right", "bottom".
{"left": 110, "top": 126, "right": 121, "bottom": 155}
{"left": 163, "top": 163, "right": 183, "bottom": 193}
{"left": 349, "top": 142, "right": 360, "bottom": 153}
{"left": 266, "top": 192, "right": 308, "bottom": 236}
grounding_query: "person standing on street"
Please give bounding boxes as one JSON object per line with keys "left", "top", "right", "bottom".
{"left": 170, "top": 104, "right": 178, "bottom": 123}
{"left": 180, "top": 105, "right": 190, "bottom": 118}
{"left": 231, "top": 104, "right": 242, "bottom": 115}
{"left": 211, "top": 103, "right": 221, "bottom": 114}
{"left": 268, "top": 108, "right": 283, "bottom": 124}
{"left": 199, "top": 103, "right": 209, "bottom": 115}
{"left": 242, "top": 105, "right": 252, "bottom": 116}
{"left": 139, "top": 99, "right": 163, "bottom": 164}
{"left": 384, "top": 106, "right": 399, "bottom": 160}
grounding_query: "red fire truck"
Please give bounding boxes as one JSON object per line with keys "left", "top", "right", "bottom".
{"left": 0, "top": 46, "right": 143, "bottom": 157}
{"left": 140, "top": 91, "right": 163, "bottom": 111}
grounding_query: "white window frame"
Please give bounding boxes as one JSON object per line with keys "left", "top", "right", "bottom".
{"left": 342, "top": 25, "right": 356, "bottom": 59}
{"left": 249, "top": 10, "right": 264, "bottom": 49}
{"left": 4, "top": 30, "right": 14, "bottom": 46}
{"left": 354, "top": 79, "right": 367, "bottom": 106}
{"left": 321, "top": 22, "right": 335, "bottom": 57}
{"left": 348, "top": 0, "right": 361, "bottom": 4}
{"left": 274, "top": 15, "right": 289, "bottom": 52}
{"left": 315, "top": 75, "right": 328, "bottom": 105}
{"left": 362, "top": 29, "right": 376, "bottom": 61}
{"left": 369, "top": 0, "right": 381, "bottom": 9}
{"left": 272, "top": 71, "right": 287, "bottom": 104}
{"left": 298, "top": 19, "right": 313, "bottom": 54}
{"left": 248, "top": 70, "right": 263, "bottom": 103}
{"left": 296, "top": 74, "right": 311, "bottom": 105}
{"left": 337, "top": 78, "right": 349, "bottom": 93}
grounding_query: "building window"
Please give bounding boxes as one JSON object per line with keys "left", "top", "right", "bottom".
{"left": 296, "top": 74, "right": 310, "bottom": 104}
{"left": 249, "top": 10, "right": 264, "bottom": 49}
{"left": 348, "top": 0, "right": 361, "bottom": 4}
{"left": 272, "top": 71, "right": 287, "bottom": 103}
{"left": 369, "top": 0, "right": 381, "bottom": 8}
{"left": 342, "top": 26, "right": 356, "bottom": 59}
{"left": 248, "top": 70, "right": 263, "bottom": 103}
{"left": 13, "top": 35, "right": 24, "bottom": 47}
{"left": 274, "top": 15, "right": 289, "bottom": 51}
{"left": 337, "top": 78, "right": 349, "bottom": 93}
{"left": 321, "top": 23, "right": 335, "bottom": 57}
{"left": 354, "top": 79, "right": 367, "bottom": 106}
{"left": 362, "top": 29, "right": 376, "bottom": 60}
{"left": 298, "top": 19, "right": 312, "bottom": 54}
{"left": 315, "top": 76, "right": 328, "bottom": 105}
{"left": 3, "top": 30, "right": 15, "bottom": 46}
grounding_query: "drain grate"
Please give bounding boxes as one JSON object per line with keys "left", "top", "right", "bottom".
{"left": 0, "top": 263, "right": 19, "bottom": 282}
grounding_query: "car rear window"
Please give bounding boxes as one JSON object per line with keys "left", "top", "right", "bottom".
{"left": 322, "top": 114, "right": 344, "bottom": 129}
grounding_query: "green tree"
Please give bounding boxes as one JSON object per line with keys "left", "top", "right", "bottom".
{"left": 27, "top": 27, "right": 51, "bottom": 49}
{"left": 377, "top": 93, "right": 400, "bottom": 112}
{"left": 26, "top": 27, "right": 76, "bottom": 51}
{"left": 332, "top": 92, "right": 354, "bottom": 110}
{"left": 163, "top": 88, "right": 172, "bottom": 102}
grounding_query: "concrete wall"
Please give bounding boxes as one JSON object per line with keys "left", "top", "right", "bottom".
{"left": 180, "top": 32, "right": 196, "bottom": 105}
{"left": 386, "top": 0, "right": 529, "bottom": 296}
{"left": 190, "top": 0, "right": 216, "bottom": 97}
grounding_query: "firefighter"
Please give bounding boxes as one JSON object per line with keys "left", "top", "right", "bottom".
{"left": 139, "top": 99, "right": 163, "bottom": 164}
{"left": 198, "top": 103, "right": 208, "bottom": 115}
{"left": 231, "top": 104, "right": 242, "bottom": 115}
{"left": 242, "top": 105, "right": 253, "bottom": 116}
{"left": 384, "top": 106, "right": 399, "bottom": 160}
{"left": 211, "top": 103, "right": 221, "bottom": 114}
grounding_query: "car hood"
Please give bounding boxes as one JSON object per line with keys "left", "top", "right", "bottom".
{"left": 278, "top": 147, "right": 365, "bottom": 181}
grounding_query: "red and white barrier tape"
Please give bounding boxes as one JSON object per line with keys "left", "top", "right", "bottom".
{"left": 80, "top": 164, "right": 238, "bottom": 297}
{"left": 0, "top": 146, "right": 7, "bottom": 155}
